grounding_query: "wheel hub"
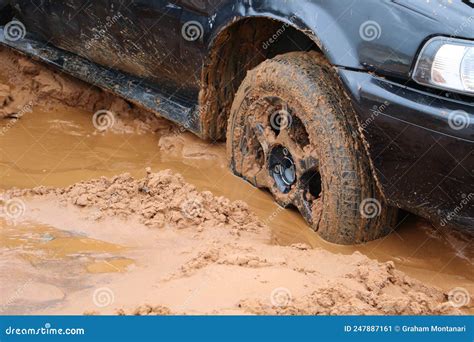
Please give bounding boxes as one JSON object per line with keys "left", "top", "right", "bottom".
{"left": 269, "top": 146, "right": 296, "bottom": 193}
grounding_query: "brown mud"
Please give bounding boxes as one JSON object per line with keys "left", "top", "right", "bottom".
{"left": 0, "top": 46, "right": 472, "bottom": 315}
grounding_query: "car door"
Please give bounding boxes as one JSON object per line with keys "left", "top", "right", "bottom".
{"left": 10, "top": 0, "right": 190, "bottom": 99}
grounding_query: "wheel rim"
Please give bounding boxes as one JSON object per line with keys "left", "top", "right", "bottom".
{"left": 269, "top": 146, "right": 296, "bottom": 193}
{"left": 236, "top": 96, "right": 323, "bottom": 227}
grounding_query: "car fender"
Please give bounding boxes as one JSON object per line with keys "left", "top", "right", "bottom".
{"left": 204, "top": 0, "right": 474, "bottom": 79}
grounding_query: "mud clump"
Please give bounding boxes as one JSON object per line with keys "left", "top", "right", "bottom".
{"left": 85, "top": 305, "right": 173, "bottom": 316}
{"left": 1, "top": 47, "right": 469, "bottom": 317}
{"left": 3, "top": 169, "right": 468, "bottom": 316}
{"left": 8, "top": 169, "right": 264, "bottom": 233}
{"left": 0, "top": 45, "right": 112, "bottom": 114}
{"left": 116, "top": 305, "right": 172, "bottom": 316}
{"left": 0, "top": 46, "right": 100, "bottom": 117}
{"left": 0, "top": 46, "right": 173, "bottom": 134}
{"left": 0, "top": 46, "right": 200, "bottom": 154}
{"left": 239, "top": 258, "right": 460, "bottom": 315}
{"left": 0, "top": 84, "right": 13, "bottom": 108}
{"left": 239, "top": 286, "right": 455, "bottom": 315}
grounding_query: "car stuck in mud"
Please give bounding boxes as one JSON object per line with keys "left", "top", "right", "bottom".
{"left": 0, "top": 0, "right": 473, "bottom": 245}
{"left": 0, "top": 0, "right": 473, "bottom": 321}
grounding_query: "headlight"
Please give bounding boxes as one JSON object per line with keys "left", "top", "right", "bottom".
{"left": 412, "top": 37, "right": 474, "bottom": 95}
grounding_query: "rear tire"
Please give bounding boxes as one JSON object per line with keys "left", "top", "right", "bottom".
{"left": 226, "top": 51, "right": 397, "bottom": 244}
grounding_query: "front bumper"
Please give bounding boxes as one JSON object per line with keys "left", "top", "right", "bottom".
{"left": 338, "top": 69, "right": 473, "bottom": 231}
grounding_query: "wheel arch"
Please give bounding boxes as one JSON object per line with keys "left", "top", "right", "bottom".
{"left": 196, "top": 4, "right": 389, "bottom": 204}
{"left": 198, "top": 2, "right": 356, "bottom": 141}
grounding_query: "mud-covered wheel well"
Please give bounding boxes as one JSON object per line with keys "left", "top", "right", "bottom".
{"left": 199, "top": 17, "right": 320, "bottom": 141}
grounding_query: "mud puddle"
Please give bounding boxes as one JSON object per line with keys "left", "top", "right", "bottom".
{"left": 0, "top": 219, "right": 135, "bottom": 314}
{"left": 0, "top": 103, "right": 472, "bottom": 314}
{"left": 0, "top": 47, "right": 472, "bottom": 315}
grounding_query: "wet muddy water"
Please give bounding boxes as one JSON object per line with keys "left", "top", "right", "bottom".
{"left": 0, "top": 103, "right": 473, "bottom": 312}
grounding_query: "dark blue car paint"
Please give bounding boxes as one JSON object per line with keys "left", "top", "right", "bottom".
{"left": 1, "top": 0, "right": 473, "bottom": 232}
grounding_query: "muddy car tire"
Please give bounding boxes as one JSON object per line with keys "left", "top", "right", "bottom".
{"left": 226, "top": 51, "right": 398, "bottom": 244}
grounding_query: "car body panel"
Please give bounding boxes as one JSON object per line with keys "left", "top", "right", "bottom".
{"left": 338, "top": 69, "right": 473, "bottom": 231}
{"left": 182, "top": 0, "right": 474, "bottom": 78}
{"left": 9, "top": 0, "right": 474, "bottom": 98}
{"left": 1, "top": 0, "right": 473, "bottom": 231}
{"left": 0, "top": 29, "right": 202, "bottom": 133}
{"left": 9, "top": 0, "right": 199, "bottom": 102}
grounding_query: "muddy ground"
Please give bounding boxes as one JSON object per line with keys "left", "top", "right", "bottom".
{"left": 0, "top": 46, "right": 472, "bottom": 315}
